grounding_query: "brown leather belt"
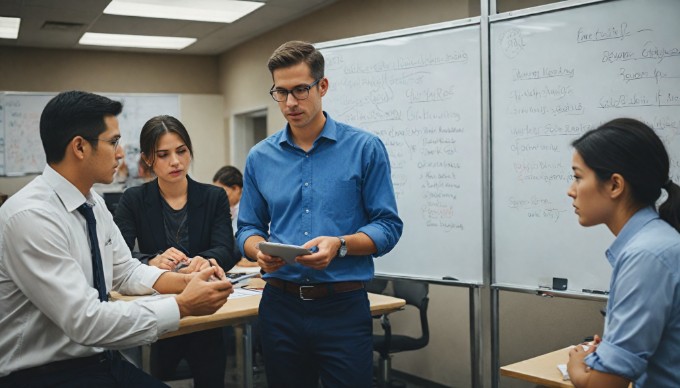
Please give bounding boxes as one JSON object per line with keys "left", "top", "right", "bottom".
{"left": 265, "top": 278, "right": 364, "bottom": 300}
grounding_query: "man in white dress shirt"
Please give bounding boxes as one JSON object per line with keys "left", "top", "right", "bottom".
{"left": 0, "top": 90, "right": 234, "bottom": 387}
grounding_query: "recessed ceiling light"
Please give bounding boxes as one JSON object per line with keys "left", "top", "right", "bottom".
{"left": 79, "top": 32, "right": 196, "bottom": 50}
{"left": 0, "top": 16, "right": 21, "bottom": 39}
{"left": 103, "top": 0, "right": 264, "bottom": 23}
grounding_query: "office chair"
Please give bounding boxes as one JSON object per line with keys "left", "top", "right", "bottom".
{"left": 369, "top": 279, "right": 430, "bottom": 388}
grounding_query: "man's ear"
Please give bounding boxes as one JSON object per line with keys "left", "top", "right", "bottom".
{"left": 609, "top": 173, "right": 625, "bottom": 199}
{"left": 71, "top": 136, "right": 87, "bottom": 160}
{"left": 319, "top": 77, "right": 329, "bottom": 97}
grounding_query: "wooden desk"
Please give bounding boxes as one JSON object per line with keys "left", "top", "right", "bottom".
{"left": 112, "top": 285, "right": 405, "bottom": 387}
{"left": 113, "top": 279, "right": 406, "bottom": 339}
{"left": 501, "top": 347, "right": 574, "bottom": 388}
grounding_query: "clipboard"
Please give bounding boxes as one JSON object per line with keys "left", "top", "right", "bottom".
{"left": 257, "top": 242, "right": 312, "bottom": 264}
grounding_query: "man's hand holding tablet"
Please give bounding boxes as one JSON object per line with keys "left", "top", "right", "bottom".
{"left": 257, "top": 242, "right": 313, "bottom": 265}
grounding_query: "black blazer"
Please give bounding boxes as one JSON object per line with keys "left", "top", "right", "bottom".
{"left": 114, "top": 176, "right": 238, "bottom": 269}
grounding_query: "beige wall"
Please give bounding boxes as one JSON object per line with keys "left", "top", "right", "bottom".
{"left": 181, "top": 94, "right": 228, "bottom": 183}
{"left": 0, "top": 47, "right": 219, "bottom": 94}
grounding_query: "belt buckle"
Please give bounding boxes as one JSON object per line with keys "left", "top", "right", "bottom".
{"left": 299, "top": 285, "right": 315, "bottom": 300}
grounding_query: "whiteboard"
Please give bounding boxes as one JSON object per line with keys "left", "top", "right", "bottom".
{"left": 491, "top": 0, "right": 680, "bottom": 292}
{"left": 0, "top": 92, "right": 179, "bottom": 176}
{"left": 319, "top": 21, "right": 484, "bottom": 283}
{"left": 0, "top": 94, "right": 5, "bottom": 175}
{"left": 2, "top": 94, "right": 53, "bottom": 175}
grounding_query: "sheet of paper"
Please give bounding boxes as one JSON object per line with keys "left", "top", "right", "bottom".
{"left": 557, "top": 364, "right": 569, "bottom": 381}
{"left": 229, "top": 287, "right": 263, "bottom": 299}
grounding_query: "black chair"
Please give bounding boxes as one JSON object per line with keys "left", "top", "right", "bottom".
{"left": 103, "top": 192, "right": 123, "bottom": 214}
{"left": 368, "top": 279, "right": 430, "bottom": 388}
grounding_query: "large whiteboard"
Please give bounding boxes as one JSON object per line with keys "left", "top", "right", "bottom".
{"left": 0, "top": 92, "right": 180, "bottom": 176}
{"left": 319, "top": 21, "right": 484, "bottom": 283}
{"left": 491, "top": 0, "right": 680, "bottom": 292}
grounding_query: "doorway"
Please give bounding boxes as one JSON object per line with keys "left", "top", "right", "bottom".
{"left": 232, "top": 108, "right": 267, "bottom": 170}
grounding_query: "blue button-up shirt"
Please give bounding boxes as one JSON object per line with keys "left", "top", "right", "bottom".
{"left": 236, "top": 112, "right": 403, "bottom": 284}
{"left": 585, "top": 207, "right": 680, "bottom": 387}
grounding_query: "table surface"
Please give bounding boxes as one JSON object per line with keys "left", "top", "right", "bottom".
{"left": 501, "top": 347, "right": 575, "bottom": 388}
{"left": 111, "top": 279, "right": 406, "bottom": 339}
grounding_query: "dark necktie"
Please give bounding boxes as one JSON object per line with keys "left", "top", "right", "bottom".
{"left": 77, "top": 204, "right": 108, "bottom": 302}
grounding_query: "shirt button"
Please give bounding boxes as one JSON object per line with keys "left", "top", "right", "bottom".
{"left": 305, "top": 209, "right": 310, "bottom": 213}
{"left": 304, "top": 182, "right": 309, "bottom": 187}
{"left": 306, "top": 154, "right": 309, "bottom": 158}
{"left": 304, "top": 231, "right": 309, "bottom": 236}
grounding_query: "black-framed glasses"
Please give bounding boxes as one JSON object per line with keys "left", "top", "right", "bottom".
{"left": 269, "top": 78, "right": 322, "bottom": 102}
{"left": 83, "top": 136, "right": 121, "bottom": 150}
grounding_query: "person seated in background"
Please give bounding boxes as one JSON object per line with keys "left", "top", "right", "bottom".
{"left": 213, "top": 165, "right": 258, "bottom": 268}
{"left": 0, "top": 90, "right": 232, "bottom": 387}
{"left": 114, "top": 115, "right": 240, "bottom": 388}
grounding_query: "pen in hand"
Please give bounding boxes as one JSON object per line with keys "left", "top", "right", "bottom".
{"left": 206, "top": 259, "right": 220, "bottom": 282}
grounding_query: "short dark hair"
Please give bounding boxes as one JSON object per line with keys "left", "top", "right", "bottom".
{"left": 267, "top": 40, "right": 325, "bottom": 80}
{"left": 40, "top": 91, "right": 122, "bottom": 164}
{"left": 572, "top": 118, "right": 680, "bottom": 231}
{"left": 213, "top": 165, "right": 243, "bottom": 188}
{"left": 139, "top": 115, "right": 193, "bottom": 167}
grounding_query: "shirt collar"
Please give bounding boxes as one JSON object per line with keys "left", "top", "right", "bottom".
{"left": 42, "top": 165, "right": 92, "bottom": 212}
{"left": 277, "top": 111, "right": 337, "bottom": 147}
{"left": 605, "top": 206, "right": 659, "bottom": 267}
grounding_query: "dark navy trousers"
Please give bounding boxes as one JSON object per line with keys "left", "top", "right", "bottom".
{"left": 258, "top": 284, "right": 373, "bottom": 388}
{"left": 0, "top": 353, "right": 168, "bottom": 388}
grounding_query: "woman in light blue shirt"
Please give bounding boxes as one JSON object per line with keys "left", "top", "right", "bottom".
{"left": 566, "top": 118, "right": 680, "bottom": 388}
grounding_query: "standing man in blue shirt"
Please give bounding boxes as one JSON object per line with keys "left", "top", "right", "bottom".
{"left": 236, "top": 40, "right": 403, "bottom": 388}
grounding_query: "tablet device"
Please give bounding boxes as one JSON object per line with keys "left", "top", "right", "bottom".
{"left": 257, "top": 242, "right": 312, "bottom": 264}
{"left": 226, "top": 272, "right": 259, "bottom": 288}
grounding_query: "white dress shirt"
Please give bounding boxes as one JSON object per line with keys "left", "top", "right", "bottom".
{"left": 0, "top": 166, "right": 180, "bottom": 376}
{"left": 231, "top": 201, "right": 239, "bottom": 235}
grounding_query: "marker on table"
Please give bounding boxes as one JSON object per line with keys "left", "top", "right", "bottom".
{"left": 582, "top": 289, "right": 608, "bottom": 295}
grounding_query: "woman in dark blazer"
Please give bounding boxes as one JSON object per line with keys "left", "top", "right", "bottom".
{"left": 115, "top": 115, "right": 238, "bottom": 388}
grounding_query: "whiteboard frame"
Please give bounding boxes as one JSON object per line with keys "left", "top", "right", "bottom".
{"left": 489, "top": 0, "right": 610, "bottom": 22}
{"left": 316, "top": 18, "right": 481, "bottom": 51}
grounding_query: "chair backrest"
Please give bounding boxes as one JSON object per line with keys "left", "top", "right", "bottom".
{"left": 365, "top": 278, "right": 389, "bottom": 294}
{"left": 391, "top": 279, "right": 430, "bottom": 346}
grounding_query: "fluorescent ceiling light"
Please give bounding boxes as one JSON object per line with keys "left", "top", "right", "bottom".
{"left": 79, "top": 32, "right": 196, "bottom": 50}
{"left": 104, "top": 0, "right": 264, "bottom": 23}
{"left": 0, "top": 16, "right": 21, "bottom": 39}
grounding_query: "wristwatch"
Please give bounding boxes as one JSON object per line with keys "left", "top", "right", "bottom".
{"left": 336, "top": 237, "right": 347, "bottom": 258}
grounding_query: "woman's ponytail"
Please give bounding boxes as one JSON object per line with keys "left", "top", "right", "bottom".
{"left": 660, "top": 180, "right": 680, "bottom": 233}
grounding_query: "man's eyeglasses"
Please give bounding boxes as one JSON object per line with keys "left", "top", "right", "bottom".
{"left": 83, "top": 136, "right": 121, "bottom": 150}
{"left": 269, "top": 78, "right": 322, "bottom": 102}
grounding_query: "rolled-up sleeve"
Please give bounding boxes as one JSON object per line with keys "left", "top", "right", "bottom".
{"left": 585, "top": 248, "right": 674, "bottom": 381}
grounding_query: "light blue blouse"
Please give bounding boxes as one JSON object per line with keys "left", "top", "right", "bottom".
{"left": 586, "top": 206, "right": 680, "bottom": 387}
